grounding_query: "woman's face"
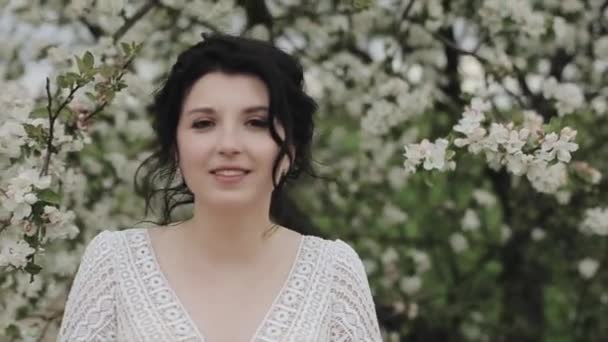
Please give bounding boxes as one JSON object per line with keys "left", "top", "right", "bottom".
{"left": 176, "top": 71, "right": 291, "bottom": 207}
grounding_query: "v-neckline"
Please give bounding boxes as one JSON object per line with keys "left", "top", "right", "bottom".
{"left": 142, "top": 228, "right": 306, "bottom": 342}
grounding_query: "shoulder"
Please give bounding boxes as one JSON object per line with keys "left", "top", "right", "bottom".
{"left": 302, "top": 235, "right": 363, "bottom": 258}
{"left": 304, "top": 236, "right": 368, "bottom": 275}
{"left": 327, "top": 238, "right": 371, "bottom": 284}
{"left": 81, "top": 227, "right": 147, "bottom": 255}
{"left": 82, "top": 229, "right": 116, "bottom": 254}
{"left": 330, "top": 238, "right": 366, "bottom": 269}
{"left": 331, "top": 238, "right": 362, "bottom": 259}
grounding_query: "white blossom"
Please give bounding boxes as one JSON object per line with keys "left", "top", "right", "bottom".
{"left": 3, "top": 168, "right": 51, "bottom": 221}
{"left": 601, "top": 294, "right": 608, "bottom": 305}
{"left": 479, "top": 0, "right": 546, "bottom": 38}
{"left": 561, "top": 0, "right": 585, "bottom": 13}
{"left": 462, "top": 209, "right": 481, "bottom": 231}
{"left": 450, "top": 233, "right": 469, "bottom": 253}
{"left": 522, "top": 110, "right": 544, "bottom": 137}
{"left": 483, "top": 123, "right": 510, "bottom": 152}
{"left": 579, "top": 207, "right": 608, "bottom": 236}
{"left": 409, "top": 249, "right": 431, "bottom": 273}
{"left": 578, "top": 258, "right": 600, "bottom": 279}
{"left": 421, "top": 138, "right": 449, "bottom": 171}
{"left": 573, "top": 161, "right": 603, "bottom": 184}
{"left": 531, "top": 227, "right": 546, "bottom": 241}
{"left": 0, "top": 237, "right": 35, "bottom": 269}
{"left": 595, "top": 36, "right": 608, "bottom": 59}
{"left": 454, "top": 126, "right": 487, "bottom": 154}
{"left": 361, "top": 100, "right": 395, "bottom": 136}
{"left": 538, "top": 128, "right": 579, "bottom": 163}
{"left": 403, "top": 138, "right": 455, "bottom": 174}
{"left": 542, "top": 77, "right": 585, "bottom": 116}
{"left": 0, "top": 121, "right": 28, "bottom": 158}
{"left": 484, "top": 149, "right": 504, "bottom": 171}
{"left": 407, "top": 302, "right": 419, "bottom": 319}
{"left": 68, "top": 0, "right": 93, "bottom": 16}
{"left": 526, "top": 160, "right": 568, "bottom": 194}
{"left": 503, "top": 128, "right": 530, "bottom": 154}
{"left": 454, "top": 101, "right": 487, "bottom": 135}
{"left": 555, "top": 190, "right": 572, "bottom": 205}
{"left": 501, "top": 224, "right": 512, "bottom": 243}
{"left": 505, "top": 152, "right": 534, "bottom": 176}
{"left": 472, "top": 189, "right": 497, "bottom": 207}
{"left": 381, "top": 247, "right": 399, "bottom": 265}
{"left": 41, "top": 206, "right": 80, "bottom": 243}
{"left": 382, "top": 203, "right": 409, "bottom": 225}
{"left": 400, "top": 275, "right": 422, "bottom": 295}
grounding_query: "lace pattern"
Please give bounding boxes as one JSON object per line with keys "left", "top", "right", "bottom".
{"left": 57, "top": 229, "right": 383, "bottom": 342}
{"left": 328, "top": 239, "right": 383, "bottom": 342}
{"left": 57, "top": 230, "right": 118, "bottom": 341}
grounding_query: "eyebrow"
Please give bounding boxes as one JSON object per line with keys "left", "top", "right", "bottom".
{"left": 185, "top": 106, "right": 269, "bottom": 116}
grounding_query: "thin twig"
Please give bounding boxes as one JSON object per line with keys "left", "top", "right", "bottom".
{"left": 401, "top": 0, "right": 416, "bottom": 20}
{"left": 31, "top": 310, "right": 64, "bottom": 342}
{"left": 112, "top": 0, "right": 160, "bottom": 42}
{"left": 156, "top": 2, "right": 222, "bottom": 33}
{"left": 40, "top": 81, "right": 83, "bottom": 177}
{"left": 40, "top": 79, "right": 54, "bottom": 178}
{"left": 80, "top": 54, "right": 138, "bottom": 123}
{"left": 45, "top": 77, "right": 52, "bottom": 116}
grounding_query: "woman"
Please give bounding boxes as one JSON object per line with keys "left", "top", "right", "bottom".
{"left": 57, "top": 32, "right": 383, "bottom": 342}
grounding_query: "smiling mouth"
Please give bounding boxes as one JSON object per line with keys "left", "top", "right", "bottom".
{"left": 211, "top": 170, "right": 250, "bottom": 184}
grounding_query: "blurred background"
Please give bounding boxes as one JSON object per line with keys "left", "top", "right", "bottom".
{"left": 1, "top": 0, "right": 607, "bottom": 341}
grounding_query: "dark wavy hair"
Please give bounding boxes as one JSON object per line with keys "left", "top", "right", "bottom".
{"left": 133, "top": 32, "right": 331, "bottom": 236}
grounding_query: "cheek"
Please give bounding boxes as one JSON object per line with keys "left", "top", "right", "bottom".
{"left": 177, "top": 135, "right": 211, "bottom": 165}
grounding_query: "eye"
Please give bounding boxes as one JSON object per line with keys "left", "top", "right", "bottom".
{"left": 249, "top": 119, "right": 269, "bottom": 128}
{"left": 192, "top": 120, "right": 213, "bottom": 129}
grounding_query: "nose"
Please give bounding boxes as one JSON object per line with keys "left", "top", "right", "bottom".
{"left": 216, "top": 124, "right": 243, "bottom": 156}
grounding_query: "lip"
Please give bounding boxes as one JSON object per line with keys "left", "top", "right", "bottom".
{"left": 212, "top": 170, "right": 249, "bottom": 185}
{"left": 210, "top": 167, "right": 250, "bottom": 173}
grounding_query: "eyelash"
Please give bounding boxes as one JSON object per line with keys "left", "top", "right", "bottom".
{"left": 191, "top": 119, "right": 269, "bottom": 129}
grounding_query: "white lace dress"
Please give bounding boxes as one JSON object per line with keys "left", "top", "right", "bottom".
{"left": 56, "top": 228, "right": 383, "bottom": 341}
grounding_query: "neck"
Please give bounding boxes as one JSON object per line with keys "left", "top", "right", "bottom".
{"left": 176, "top": 200, "right": 280, "bottom": 266}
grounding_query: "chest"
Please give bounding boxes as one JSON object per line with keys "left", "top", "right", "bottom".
{"left": 117, "top": 230, "right": 333, "bottom": 342}
{"left": 169, "top": 268, "right": 293, "bottom": 342}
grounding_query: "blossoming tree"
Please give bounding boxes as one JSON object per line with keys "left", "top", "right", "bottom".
{"left": 1, "top": 0, "right": 607, "bottom": 341}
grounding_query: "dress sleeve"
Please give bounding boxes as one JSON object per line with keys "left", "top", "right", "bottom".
{"left": 56, "top": 230, "right": 118, "bottom": 342}
{"left": 328, "top": 239, "right": 383, "bottom": 342}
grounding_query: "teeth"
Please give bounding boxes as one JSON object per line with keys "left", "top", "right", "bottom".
{"left": 214, "top": 170, "right": 246, "bottom": 176}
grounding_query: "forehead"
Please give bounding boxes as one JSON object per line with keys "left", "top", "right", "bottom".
{"left": 182, "top": 72, "right": 269, "bottom": 111}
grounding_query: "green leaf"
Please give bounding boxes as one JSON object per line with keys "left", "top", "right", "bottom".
{"left": 98, "top": 65, "right": 114, "bottom": 79}
{"left": 31, "top": 107, "right": 48, "bottom": 118}
{"left": 65, "top": 72, "right": 80, "bottom": 85}
{"left": 121, "top": 42, "right": 131, "bottom": 55}
{"left": 545, "top": 116, "right": 564, "bottom": 134}
{"left": 23, "top": 234, "right": 38, "bottom": 248}
{"left": 24, "top": 261, "right": 42, "bottom": 275}
{"left": 94, "top": 82, "right": 107, "bottom": 92}
{"left": 5, "top": 324, "right": 19, "bottom": 338}
{"left": 37, "top": 189, "right": 61, "bottom": 205}
{"left": 83, "top": 51, "right": 94, "bottom": 69}
{"left": 423, "top": 172, "right": 435, "bottom": 187}
{"left": 56, "top": 75, "right": 69, "bottom": 88}
{"left": 85, "top": 91, "right": 97, "bottom": 102}
{"left": 23, "top": 123, "right": 46, "bottom": 141}
{"left": 114, "top": 80, "right": 127, "bottom": 91}
{"left": 105, "top": 91, "right": 116, "bottom": 103}
{"left": 132, "top": 42, "right": 144, "bottom": 54}
{"left": 59, "top": 107, "right": 73, "bottom": 122}
{"left": 75, "top": 55, "right": 85, "bottom": 74}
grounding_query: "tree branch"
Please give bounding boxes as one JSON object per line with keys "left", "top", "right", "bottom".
{"left": 112, "top": 0, "right": 160, "bottom": 43}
